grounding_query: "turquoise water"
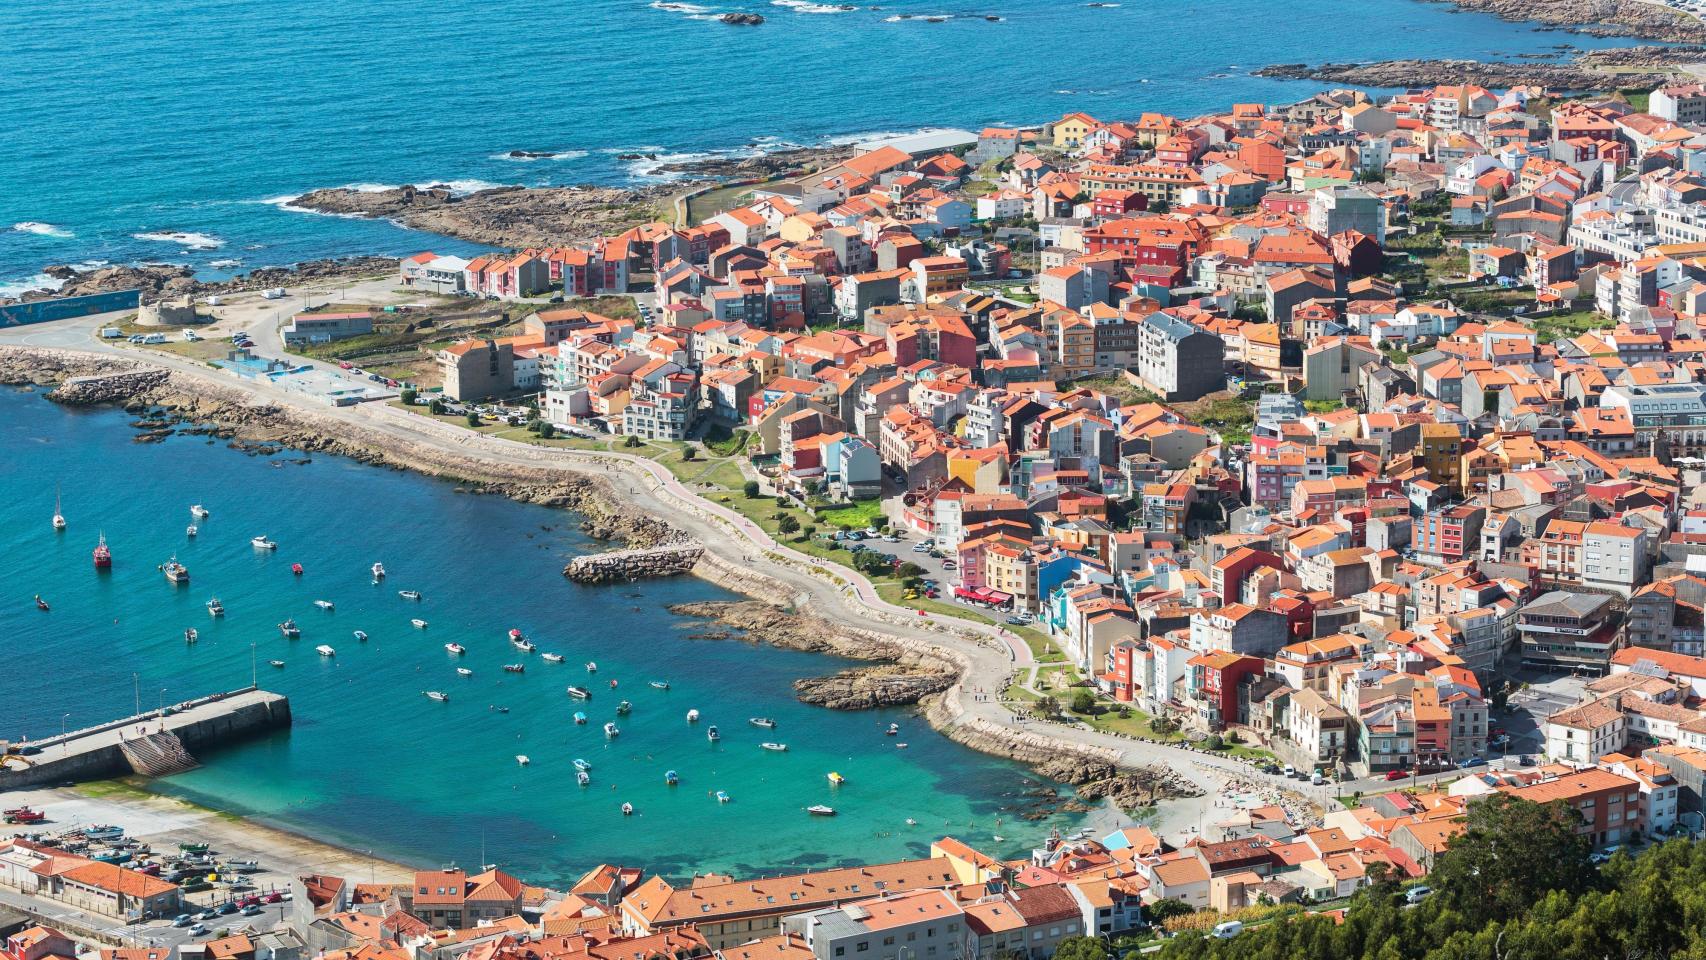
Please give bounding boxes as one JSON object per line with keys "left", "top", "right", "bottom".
{"left": 1, "top": 0, "right": 1631, "bottom": 293}
{"left": 0, "top": 388, "right": 1070, "bottom": 882}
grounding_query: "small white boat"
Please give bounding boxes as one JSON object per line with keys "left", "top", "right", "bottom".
{"left": 650, "top": 680, "right": 670, "bottom": 690}
{"left": 513, "top": 638, "right": 536, "bottom": 652}
{"left": 586, "top": 661, "right": 598, "bottom": 673}
{"left": 278, "top": 618, "right": 300, "bottom": 638}
{"left": 707, "top": 725, "right": 721, "bottom": 742}
{"left": 184, "top": 628, "right": 198, "bottom": 643}
{"left": 424, "top": 690, "right": 449, "bottom": 702}
{"left": 445, "top": 642, "right": 465, "bottom": 655}
{"left": 993, "top": 834, "right": 1006, "bottom": 843}
{"left": 807, "top": 805, "right": 836, "bottom": 817}
{"left": 51, "top": 486, "right": 64, "bottom": 531}
{"left": 573, "top": 758, "right": 592, "bottom": 771}
{"left": 314, "top": 599, "right": 334, "bottom": 611}
{"left": 566, "top": 686, "right": 591, "bottom": 699}
{"left": 371, "top": 562, "right": 386, "bottom": 579}
{"left": 457, "top": 667, "right": 473, "bottom": 677}
{"left": 905, "top": 818, "right": 918, "bottom": 826}
{"left": 886, "top": 723, "right": 900, "bottom": 736}
{"left": 186, "top": 524, "right": 198, "bottom": 538}
{"left": 516, "top": 755, "right": 530, "bottom": 766}
{"left": 620, "top": 802, "right": 634, "bottom": 816}
{"left": 541, "top": 652, "right": 564, "bottom": 663}
{"left": 399, "top": 589, "right": 421, "bottom": 601}
{"left": 665, "top": 770, "right": 679, "bottom": 785}
{"left": 687, "top": 709, "right": 700, "bottom": 723}
{"left": 760, "top": 742, "right": 787, "bottom": 752}
{"left": 353, "top": 630, "right": 368, "bottom": 641}
{"left": 206, "top": 597, "right": 224, "bottom": 616}
{"left": 604, "top": 722, "right": 620, "bottom": 738}
{"left": 716, "top": 790, "right": 730, "bottom": 803}
{"left": 577, "top": 771, "right": 591, "bottom": 786}
{"left": 269, "top": 659, "right": 285, "bottom": 668}
{"left": 411, "top": 618, "right": 429, "bottom": 629}
{"left": 503, "top": 663, "right": 525, "bottom": 673}
{"left": 895, "top": 742, "right": 909, "bottom": 749}
{"left": 750, "top": 717, "right": 776, "bottom": 729}
{"left": 316, "top": 644, "right": 335, "bottom": 657}
{"left": 190, "top": 504, "right": 209, "bottom": 519}
{"left": 251, "top": 536, "right": 277, "bottom": 550}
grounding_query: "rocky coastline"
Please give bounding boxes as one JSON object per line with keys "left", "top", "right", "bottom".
{"left": 793, "top": 665, "right": 958, "bottom": 710}
{"left": 1427, "top": 0, "right": 1706, "bottom": 41}
{"left": 286, "top": 184, "right": 687, "bottom": 249}
{"left": 6, "top": 256, "right": 398, "bottom": 305}
{"left": 1256, "top": 44, "right": 1702, "bottom": 89}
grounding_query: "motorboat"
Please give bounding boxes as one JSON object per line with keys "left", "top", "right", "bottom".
{"left": 251, "top": 536, "right": 277, "bottom": 550}
{"left": 807, "top": 805, "right": 836, "bottom": 817}
{"left": 291, "top": 562, "right": 303, "bottom": 575}
{"left": 716, "top": 790, "right": 730, "bottom": 803}
{"left": 445, "top": 642, "right": 466, "bottom": 655}
{"left": 186, "top": 524, "right": 197, "bottom": 538}
{"left": 620, "top": 802, "right": 633, "bottom": 816}
{"left": 615, "top": 700, "right": 632, "bottom": 715}
{"left": 749, "top": 717, "right": 776, "bottom": 729}
{"left": 316, "top": 645, "right": 335, "bottom": 657}
{"left": 566, "top": 686, "right": 591, "bottom": 699}
{"left": 895, "top": 743, "right": 909, "bottom": 749}
{"left": 93, "top": 533, "right": 111, "bottom": 569}
{"left": 52, "top": 486, "right": 65, "bottom": 531}
{"left": 574, "top": 712, "right": 587, "bottom": 724}
{"left": 577, "top": 771, "right": 591, "bottom": 786}
{"left": 503, "top": 663, "right": 525, "bottom": 673}
{"left": 760, "top": 742, "right": 788, "bottom": 752}
{"left": 905, "top": 818, "right": 917, "bottom": 826}
{"left": 828, "top": 772, "right": 846, "bottom": 785}
{"left": 649, "top": 680, "right": 670, "bottom": 690}
{"left": 886, "top": 723, "right": 900, "bottom": 736}
{"left": 190, "top": 504, "right": 209, "bottom": 519}
{"left": 686, "top": 709, "right": 700, "bottom": 723}
{"left": 573, "top": 758, "right": 592, "bottom": 772}
{"left": 513, "top": 638, "right": 536, "bottom": 652}
{"left": 665, "top": 770, "right": 679, "bottom": 785}
{"left": 424, "top": 691, "right": 449, "bottom": 702}
{"left": 411, "top": 618, "right": 429, "bottom": 629}
{"left": 399, "top": 589, "right": 421, "bottom": 601}
{"left": 494, "top": 706, "right": 509, "bottom": 713}
{"left": 541, "top": 653, "right": 564, "bottom": 663}
{"left": 371, "top": 562, "right": 386, "bottom": 579}
{"left": 706, "top": 725, "right": 721, "bottom": 742}
{"left": 604, "top": 722, "right": 620, "bottom": 738}
{"left": 353, "top": 630, "right": 368, "bottom": 641}
{"left": 508, "top": 628, "right": 524, "bottom": 641}
{"left": 457, "top": 667, "right": 473, "bottom": 677}
{"left": 516, "top": 755, "right": 529, "bottom": 766}
{"left": 585, "top": 661, "right": 597, "bottom": 673}
{"left": 185, "top": 628, "right": 198, "bottom": 643}
{"left": 162, "top": 557, "right": 190, "bottom": 584}
{"left": 278, "top": 619, "right": 300, "bottom": 638}
{"left": 314, "top": 599, "right": 334, "bottom": 611}
{"left": 34, "top": 595, "right": 49, "bottom": 612}
{"left": 269, "top": 659, "right": 285, "bottom": 668}
{"left": 206, "top": 597, "right": 224, "bottom": 617}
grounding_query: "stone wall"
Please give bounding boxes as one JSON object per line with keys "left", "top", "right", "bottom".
{"left": 563, "top": 543, "right": 705, "bottom": 583}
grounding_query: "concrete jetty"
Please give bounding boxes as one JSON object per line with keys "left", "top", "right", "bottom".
{"left": 0, "top": 687, "right": 291, "bottom": 791}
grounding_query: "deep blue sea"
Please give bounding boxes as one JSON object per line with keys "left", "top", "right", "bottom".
{"left": 0, "top": 0, "right": 1630, "bottom": 294}
{"left": 0, "top": 388, "right": 1075, "bottom": 882}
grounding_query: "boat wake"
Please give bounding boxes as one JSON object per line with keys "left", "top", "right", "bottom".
{"left": 650, "top": 1, "right": 721, "bottom": 20}
{"left": 770, "top": 0, "right": 856, "bottom": 12}
{"left": 12, "top": 221, "right": 73, "bottom": 239}
{"left": 494, "top": 149, "right": 591, "bottom": 162}
{"left": 133, "top": 230, "right": 225, "bottom": 250}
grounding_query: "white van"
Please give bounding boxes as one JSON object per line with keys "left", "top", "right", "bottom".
{"left": 142, "top": 333, "right": 167, "bottom": 345}
{"left": 262, "top": 288, "right": 287, "bottom": 300}
{"left": 1212, "top": 921, "right": 1243, "bottom": 939}
{"left": 100, "top": 327, "right": 124, "bottom": 339}
{"left": 1405, "top": 886, "right": 1432, "bottom": 904}
{"left": 181, "top": 329, "right": 202, "bottom": 342}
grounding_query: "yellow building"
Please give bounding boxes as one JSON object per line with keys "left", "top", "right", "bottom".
{"left": 1052, "top": 112, "right": 1100, "bottom": 149}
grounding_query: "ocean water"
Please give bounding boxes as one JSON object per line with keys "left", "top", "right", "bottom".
{"left": 0, "top": 0, "right": 1630, "bottom": 293}
{"left": 0, "top": 388, "right": 1074, "bottom": 882}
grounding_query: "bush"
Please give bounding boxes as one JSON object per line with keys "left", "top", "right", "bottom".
{"left": 778, "top": 515, "right": 801, "bottom": 535}
{"left": 465, "top": 411, "right": 481, "bottom": 427}
{"left": 1070, "top": 689, "right": 1097, "bottom": 714}
{"left": 399, "top": 388, "right": 417, "bottom": 406}
{"left": 1203, "top": 734, "right": 1226, "bottom": 750}
{"left": 743, "top": 480, "right": 761, "bottom": 499}
{"left": 429, "top": 399, "right": 447, "bottom": 415}
{"left": 896, "top": 562, "right": 925, "bottom": 579}
{"left": 538, "top": 422, "right": 555, "bottom": 439}
{"left": 682, "top": 444, "right": 698, "bottom": 461}
{"left": 623, "top": 435, "right": 642, "bottom": 448}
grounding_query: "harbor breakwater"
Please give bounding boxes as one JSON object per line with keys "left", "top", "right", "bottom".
{"left": 563, "top": 542, "right": 704, "bottom": 583}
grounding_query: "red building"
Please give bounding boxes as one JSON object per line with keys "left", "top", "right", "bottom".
{"left": 1187, "top": 651, "right": 1265, "bottom": 729}
{"left": 1092, "top": 189, "right": 1148, "bottom": 219}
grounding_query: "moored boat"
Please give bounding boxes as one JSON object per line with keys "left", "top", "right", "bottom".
{"left": 806, "top": 804, "right": 836, "bottom": 816}
{"left": 206, "top": 597, "right": 224, "bottom": 616}
{"left": 541, "top": 652, "right": 564, "bottom": 663}
{"left": 716, "top": 790, "right": 730, "bottom": 803}
{"left": 749, "top": 717, "right": 776, "bottom": 729}
{"left": 51, "top": 486, "right": 65, "bottom": 531}
{"left": 411, "top": 618, "right": 429, "bottom": 629}
{"left": 92, "top": 533, "right": 111, "bottom": 569}
{"left": 828, "top": 771, "right": 846, "bottom": 785}
{"left": 706, "top": 725, "right": 721, "bottom": 742}
{"left": 566, "top": 686, "right": 591, "bottom": 699}
{"left": 316, "top": 644, "right": 335, "bottom": 657}
{"left": 665, "top": 770, "right": 679, "bottom": 785}
{"left": 604, "top": 722, "right": 620, "bottom": 738}
{"left": 291, "top": 562, "right": 303, "bottom": 575}
{"left": 162, "top": 557, "right": 189, "bottom": 584}
{"left": 33, "top": 595, "right": 48, "bottom": 612}
{"left": 445, "top": 642, "right": 465, "bottom": 655}
{"left": 353, "top": 630, "right": 368, "bottom": 641}
{"left": 650, "top": 680, "right": 670, "bottom": 690}
{"left": 620, "top": 802, "right": 633, "bottom": 816}
{"left": 251, "top": 535, "right": 277, "bottom": 550}
{"left": 760, "top": 742, "right": 787, "bottom": 752}
{"left": 371, "top": 562, "right": 386, "bottom": 579}
{"left": 457, "top": 667, "right": 473, "bottom": 677}
{"left": 573, "top": 758, "right": 592, "bottom": 771}
{"left": 503, "top": 663, "right": 525, "bottom": 673}
{"left": 190, "top": 504, "right": 209, "bottom": 519}
{"left": 278, "top": 618, "right": 299, "bottom": 638}
{"left": 269, "top": 659, "right": 285, "bottom": 668}
{"left": 586, "top": 661, "right": 597, "bottom": 673}
{"left": 513, "top": 638, "right": 536, "bottom": 652}
{"left": 399, "top": 589, "right": 421, "bottom": 600}
{"left": 186, "top": 523, "right": 197, "bottom": 538}
{"left": 508, "top": 628, "right": 524, "bottom": 641}
{"left": 577, "top": 770, "right": 591, "bottom": 786}
{"left": 574, "top": 712, "right": 587, "bottom": 724}
{"left": 886, "top": 723, "right": 900, "bottom": 736}
{"left": 515, "top": 755, "right": 529, "bottom": 766}
{"left": 424, "top": 690, "right": 449, "bottom": 702}
{"left": 314, "top": 599, "right": 334, "bottom": 611}
{"left": 184, "top": 628, "right": 198, "bottom": 643}
{"left": 686, "top": 709, "right": 700, "bottom": 723}
{"left": 615, "top": 700, "right": 632, "bottom": 715}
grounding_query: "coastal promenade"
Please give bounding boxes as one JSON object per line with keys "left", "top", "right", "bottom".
{"left": 0, "top": 313, "right": 1343, "bottom": 834}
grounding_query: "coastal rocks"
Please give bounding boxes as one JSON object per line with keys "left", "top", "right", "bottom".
{"left": 7, "top": 256, "right": 399, "bottom": 305}
{"left": 287, "top": 184, "right": 690, "bottom": 249}
{"left": 1074, "top": 766, "right": 1204, "bottom": 813}
{"left": 1035, "top": 756, "right": 1118, "bottom": 786}
{"left": 720, "top": 12, "right": 765, "bottom": 24}
{"left": 47, "top": 370, "right": 171, "bottom": 405}
{"left": 793, "top": 665, "right": 956, "bottom": 710}
{"left": 1426, "top": 0, "right": 1706, "bottom": 41}
{"left": 1255, "top": 48, "right": 1690, "bottom": 89}
{"left": 647, "top": 146, "right": 850, "bottom": 179}
{"left": 563, "top": 543, "right": 705, "bottom": 583}
{"left": 668, "top": 600, "right": 840, "bottom": 653}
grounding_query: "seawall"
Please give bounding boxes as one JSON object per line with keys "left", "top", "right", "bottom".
{"left": 0, "top": 688, "right": 292, "bottom": 791}
{"left": 564, "top": 542, "right": 705, "bottom": 583}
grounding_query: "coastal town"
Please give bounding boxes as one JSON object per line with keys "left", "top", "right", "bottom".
{"left": 23, "top": 69, "right": 1706, "bottom": 960}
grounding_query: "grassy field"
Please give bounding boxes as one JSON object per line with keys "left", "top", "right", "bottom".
{"left": 686, "top": 183, "right": 758, "bottom": 224}
{"left": 1532, "top": 309, "right": 1614, "bottom": 345}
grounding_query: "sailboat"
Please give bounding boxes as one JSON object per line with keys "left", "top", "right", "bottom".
{"left": 92, "top": 533, "right": 111, "bottom": 569}
{"left": 51, "top": 486, "right": 65, "bottom": 531}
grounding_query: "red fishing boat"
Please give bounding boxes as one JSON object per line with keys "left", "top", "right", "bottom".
{"left": 92, "top": 532, "right": 112, "bottom": 569}
{"left": 291, "top": 562, "right": 304, "bottom": 576}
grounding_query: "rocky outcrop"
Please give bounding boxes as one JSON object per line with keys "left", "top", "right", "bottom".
{"left": 1427, "top": 0, "right": 1706, "bottom": 41}
{"left": 8, "top": 257, "right": 398, "bottom": 305}
{"left": 1074, "top": 766, "right": 1204, "bottom": 813}
{"left": 1256, "top": 44, "right": 1701, "bottom": 89}
{"left": 287, "top": 184, "right": 689, "bottom": 249}
{"left": 793, "top": 665, "right": 957, "bottom": 710}
{"left": 564, "top": 543, "right": 704, "bottom": 583}
{"left": 50, "top": 370, "right": 171, "bottom": 405}
{"left": 720, "top": 12, "right": 765, "bottom": 24}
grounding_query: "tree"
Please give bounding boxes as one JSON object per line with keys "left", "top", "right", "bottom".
{"left": 1070, "top": 688, "right": 1097, "bottom": 714}
{"left": 1037, "top": 695, "right": 1061, "bottom": 719}
{"left": 1429, "top": 793, "right": 1599, "bottom": 927}
{"left": 538, "top": 422, "right": 555, "bottom": 439}
{"left": 624, "top": 435, "right": 642, "bottom": 448}
{"left": 682, "top": 444, "right": 699, "bottom": 462}
{"left": 1203, "top": 734, "right": 1225, "bottom": 750}
{"left": 429, "top": 398, "right": 447, "bottom": 415}
{"left": 743, "top": 480, "right": 761, "bottom": 499}
{"left": 1145, "top": 898, "right": 1193, "bottom": 924}
{"left": 399, "top": 388, "right": 417, "bottom": 406}
{"left": 1048, "top": 937, "right": 1107, "bottom": 960}
{"left": 896, "top": 562, "right": 925, "bottom": 579}
{"left": 778, "top": 515, "right": 800, "bottom": 535}
{"left": 465, "top": 411, "right": 481, "bottom": 427}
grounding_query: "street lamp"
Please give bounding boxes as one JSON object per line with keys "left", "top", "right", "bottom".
{"left": 61, "top": 713, "right": 70, "bottom": 758}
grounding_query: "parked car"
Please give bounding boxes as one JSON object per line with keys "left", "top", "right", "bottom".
{"left": 1405, "top": 885, "right": 1432, "bottom": 904}
{"left": 1282, "top": 765, "right": 1296, "bottom": 778}
{"left": 173, "top": 915, "right": 193, "bottom": 928}
{"left": 1311, "top": 772, "right": 1327, "bottom": 785}
{"left": 242, "top": 906, "right": 263, "bottom": 916}
{"left": 196, "top": 911, "right": 217, "bottom": 922}
{"left": 262, "top": 892, "right": 284, "bottom": 904}
{"left": 1386, "top": 768, "right": 1409, "bottom": 781}
{"left": 338, "top": 361, "right": 353, "bottom": 369}
{"left": 189, "top": 925, "right": 208, "bottom": 936}
{"left": 1212, "top": 921, "right": 1243, "bottom": 939}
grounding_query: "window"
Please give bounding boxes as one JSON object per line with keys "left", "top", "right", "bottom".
{"left": 857, "top": 944, "right": 869, "bottom": 954}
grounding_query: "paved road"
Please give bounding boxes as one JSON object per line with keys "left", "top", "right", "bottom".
{"left": 2, "top": 308, "right": 1334, "bottom": 831}
{"left": 0, "top": 883, "right": 289, "bottom": 950}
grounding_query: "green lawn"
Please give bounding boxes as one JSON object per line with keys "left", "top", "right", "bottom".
{"left": 1532, "top": 309, "right": 1613, "bottom": 345}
